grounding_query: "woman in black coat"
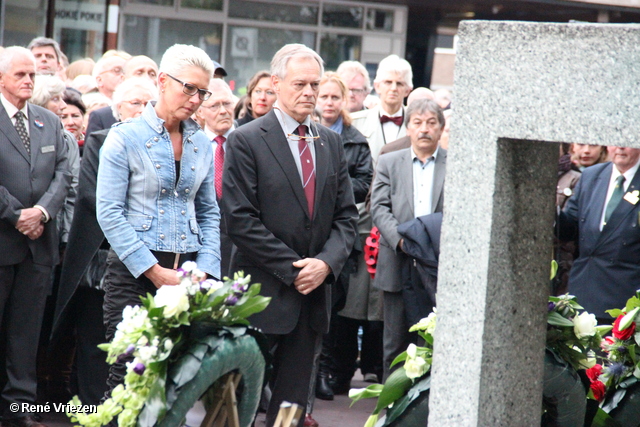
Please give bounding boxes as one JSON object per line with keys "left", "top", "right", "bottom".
{"left": 51, "top": 78, "right": 158, "bottom": 405}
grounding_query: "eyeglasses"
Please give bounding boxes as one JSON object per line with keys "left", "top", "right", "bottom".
{"left": 204, "top": 101, "right": 234, "bottom": 112}
{"left": 166, "top": 74, "right": 212, "bottom": 101}
{"left": 101, "top": 66, "right": 124, "bottom": 76}
{"left": 349, "top": 88, "right": 367, "bottom": 95}
{"left": 253, "top": 89, "right": 276, "bottom": 97}
{"left": 122, "top": 100, "right": 148, "bottom": 108}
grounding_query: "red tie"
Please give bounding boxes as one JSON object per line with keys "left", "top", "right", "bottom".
{"left": 380, "top": 115, "right": 403, "bottom": 126}
{"left": 297, "top": 125, "right": 315, "bottom": 217}
{"left": 214, "top": 135, "right": 225, "bottom": 199}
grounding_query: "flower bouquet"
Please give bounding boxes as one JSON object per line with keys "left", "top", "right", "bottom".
{"left": 585, "top": 291, "right": 640, "bottom": 426}
{"left": 67, "top": 262, "right": 270, "bottom": 427}
{"left": 546, "top": 294, "right": 605, "bottom": 371}
{"left": 349, "top": 311, "right": 436, "bottom": 427}
{"left": 543, "top": 294, "right": 608, "bottom": 426}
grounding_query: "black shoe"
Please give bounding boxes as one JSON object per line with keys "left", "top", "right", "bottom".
{"left": 315, "top": 372, "right": 334, "bottom": 401}
{"left": 332, "top": 380, "right": 351, "bottom": 395}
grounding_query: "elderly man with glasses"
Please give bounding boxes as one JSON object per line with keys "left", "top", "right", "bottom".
{"left": 195, "top": 78, "right": 235, "bottom": 277}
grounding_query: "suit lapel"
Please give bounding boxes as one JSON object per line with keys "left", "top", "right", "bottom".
{"left": 0, "top": 103, "right": 30, "bottom": 163}
{"left": 311, "top": 123, "right": 328, "bottom": 220}
{"left": 28, "top": 105, "right": 45, "bottom": 167}
{"left": 431, "top": 148, "right": 447, "bottom": 212}
{"left": 260, "top": 111, "right": 311, "bottom": 218}
{"left": 598, "top": 164, "right": 640, "bottom": 243}
{"left": 400, "top": 149, "right": 414, "bottom": 216}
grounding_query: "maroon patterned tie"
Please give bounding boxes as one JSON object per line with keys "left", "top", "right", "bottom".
{"left": 214, "top": 135, "right": 225, "bottom": 199}
{"left": 297, "top": 125, "right": 315, "bottom": 217}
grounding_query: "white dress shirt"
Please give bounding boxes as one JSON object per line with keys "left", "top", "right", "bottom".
{"left": 272, "top": 102, "right": 316, "bottom": 183}
{"left": 1, "top": 93, "right": 29, "bottom": 136}
{"left": 380, "top": 106, "right": 403, "bottom": 146}
{"left": 412, "top": 147, "right": 439, "bottom": 218}
{"left": 599, "top": 159, "right": 640, "bottom": 230}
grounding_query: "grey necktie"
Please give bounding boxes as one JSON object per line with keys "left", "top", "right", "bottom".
{"left": 14, "top": 111, "right": 30, "bottom": 154}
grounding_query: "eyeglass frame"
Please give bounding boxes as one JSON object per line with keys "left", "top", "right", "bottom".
{"left": 166, "top": 73, "right": 212, "bottom": 101}
{"left": 100, "top": 66, "right": 124, "bottom": 76}
{"left": 203, "top": 101, "right": 234, "bottom": 112}
{"left": 348, "top": 88, "right": 367, "bottom": 95}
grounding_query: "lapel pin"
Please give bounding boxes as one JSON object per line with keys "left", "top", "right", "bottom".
{"left": 624, "top": 190, "right": 640, "bottom": 205}
{"left": 34, "top": 120, "right": 43, "bottom": 128}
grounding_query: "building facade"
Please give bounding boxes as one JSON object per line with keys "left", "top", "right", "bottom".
{"left": 1, "top": 0, "right": 639, "bottom": 90}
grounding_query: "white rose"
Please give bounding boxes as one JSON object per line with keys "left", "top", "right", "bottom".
{"left": 181, "top": 261, "right": 198, "bottom": 273}
{"left": 155, "top": 285, "right": 190, "bottom": 318}
{"left": 573, "top": 312, "right": 597, "bottom": 338}
{"left": 404, "top": 355, "right": 429, "bottom": 379}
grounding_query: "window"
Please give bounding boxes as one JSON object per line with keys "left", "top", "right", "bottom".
{"left": 366, "top": 8, "right": 394, "bottom": 32}
{"left": 181, "top": 0, "right": 222, "bottom": 11}
{"left": 322, "top": 4, "right": 363, "bottom": 28}
{"left": 229, "top": 1, "right": 318, "bottom": 25}
{"left": 320, "top": 34, "right": 361, "bottom": 70}
{"left": 226, "top": 26, "right": 316, "bottom": 93}
{"left": 121, "top": 15, "right": 222, "bottom": 63}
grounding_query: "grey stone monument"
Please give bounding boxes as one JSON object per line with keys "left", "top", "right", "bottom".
{"left": 429, "top": 21, "right": 640, "bottom": 425}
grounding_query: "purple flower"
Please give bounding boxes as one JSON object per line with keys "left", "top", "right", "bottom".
{"left": 125, "top": 344, "right": 135, "bottom": 356}
{"left": 232, "top": 281, "right": 248, "bottom": 294}
{"left": 133, "top": 362, "right": 146, "bottom": 375}
{"left": 605, "top": 362, "right": 627, "bottom": 378}
{"left": 225, "top": 295, "right": 239, "bottom": 306}
{"left": 548, "top": 302, "right": 556, "bottom": 312}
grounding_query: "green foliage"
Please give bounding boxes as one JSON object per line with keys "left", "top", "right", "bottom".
{"left": 67, "top": 265, "right": 269, "bottom": 427}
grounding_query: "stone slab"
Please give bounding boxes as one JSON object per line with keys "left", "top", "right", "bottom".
{"left": 429, "top": 20, "right": 640, "bottom": 426}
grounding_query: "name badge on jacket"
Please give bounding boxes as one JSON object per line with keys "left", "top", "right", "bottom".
{"left": 41, "top": 145, "right": 55, "bottom": 153}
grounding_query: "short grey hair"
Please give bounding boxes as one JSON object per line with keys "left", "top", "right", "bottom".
{"left": 31, "top": 75, "right": 66, "bottom": 107}
{"left": 207, "top": 78, "right": 233, "bottom": 97}
{"left": 0, "top": 46, "right": 35, "bottom": 74}
{"left": 271, "top": 44, "right": 324, "bottom": 80}
{"left": 405, "top": 98, "right": 444, "bottom": 129}
{"left": 159, "top": 44, "right": 214, "bottom": 78}
{"left": 111, "top": 77, "right": 159, "bottom": 120}
{"left": 336, "top": 60, "right": 371, "bottom": 93}
{"left": 374, "top": 54, "right": 413, "bottom": 89}
{"left": 27, "top": 37, "right": 63, "bottom": 63}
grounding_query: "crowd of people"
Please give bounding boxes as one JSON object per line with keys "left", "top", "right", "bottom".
{"left": 0, "top": 35, "right": 630, "bottom": 427}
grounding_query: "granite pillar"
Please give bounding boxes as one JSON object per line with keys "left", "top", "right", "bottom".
{"left": 429, "top": 21, "right": 640, "bottom": 426}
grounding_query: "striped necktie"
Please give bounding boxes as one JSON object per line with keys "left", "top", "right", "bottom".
{"left": 296, "top": 125, "right": 315, "bottom": 217}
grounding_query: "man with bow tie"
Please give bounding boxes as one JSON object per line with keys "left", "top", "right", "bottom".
{"left": 0, "top": 47, "right": 71, "bottom": 427}
{"left": 195, "top": 78, "right": 235, "bottom": 278}
{"left": 351, "top": 54, "right": 413, "bottom": 165}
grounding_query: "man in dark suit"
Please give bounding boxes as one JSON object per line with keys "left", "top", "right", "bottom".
{"left": 221, "top": 44, "right": 358, "bottom": 427}
{"left": 371, "top": 98, "right": 446, "bottom": 380}
{"left": 0, "top": 46, "right": 71, "bottom": 427}
{"left": 561, "top": 146, "right": 640, "bottom": 321}
{"left": 195, "top": 79, "right": 235, "bottom": 278}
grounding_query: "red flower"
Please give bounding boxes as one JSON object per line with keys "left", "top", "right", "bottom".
{"left": 613, "top": 315, "right": 636, "bottom": 341}
{"left": 586, "top": 364, "right": 603, "bottom": 382}
{"left": 590, "top": 380, "right": 606, "bottom": 402}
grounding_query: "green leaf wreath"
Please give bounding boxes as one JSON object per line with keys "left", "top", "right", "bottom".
{"left": 66, "top": 262, "right": 270, "bottom": 427}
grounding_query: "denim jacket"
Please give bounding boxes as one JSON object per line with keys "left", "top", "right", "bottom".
{"left": 96, "top": 103, "right": 220, "bottom": 279}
